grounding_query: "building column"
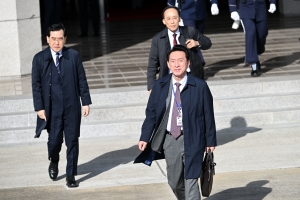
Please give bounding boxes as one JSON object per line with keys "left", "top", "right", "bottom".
{"left": 0, "top": 0, "right": 41, "bottom": 78}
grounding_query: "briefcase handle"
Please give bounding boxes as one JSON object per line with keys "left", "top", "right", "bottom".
{"left": 206, "top": 149, "right": 216, "bottom": 177}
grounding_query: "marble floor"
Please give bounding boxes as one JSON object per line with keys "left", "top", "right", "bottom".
{"left": 1, "top": 12, "right": 300, "bottom": 96}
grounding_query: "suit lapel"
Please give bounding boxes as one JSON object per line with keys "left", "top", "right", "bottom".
{"left": 42, "top": 47, "right": 52, "bottom": 76}
{"left": 60, "top": 47, "right": 69, "bottom": 78}
{"left": 162, "top": 28, "right": 171, "bottom": 77}
{"left": 151, "top": 75, "right": 172, "bottom": 152}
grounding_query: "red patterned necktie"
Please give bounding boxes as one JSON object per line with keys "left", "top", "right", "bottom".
{"left": 173, "top": 33, "right": 177, "bottom": 46}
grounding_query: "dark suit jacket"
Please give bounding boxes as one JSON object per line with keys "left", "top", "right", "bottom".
{"left": 168, "top": 0, "right": 218, "bottom": 21}
{"left": 229, "top": 0, "right": 276, "bottom": 20}
{"left": 135, "top": 74, "right": 217, "bottom": 179}
{"left": 147, "top": 26, "right": 212, "bottom": 90}
{"left": 31, "top": 46, "right": 92, "bottom": 138}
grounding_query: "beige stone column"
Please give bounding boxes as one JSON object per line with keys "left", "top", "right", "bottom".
{"left": 0, "top": 0, "right": 41, "bottom": 78}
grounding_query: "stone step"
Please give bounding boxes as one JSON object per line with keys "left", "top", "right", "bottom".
{"left": 214, "top": 106, "right": 300, "bottom": 129}
{"left": 207, "top": 75, "right": 300, "bottom": 98}
{"left": 1, "top": 75, "right": 299, "bottom": 114}
{"left": 1, "top": 92, "right": 300, "bottom": 129}
{"left": 1, "top": 75, "right": 300, "bottom": 143}
{"left": 0, "top": 119, "right": 143, "bottom": 143}
{"left": 0, "top": 89, "right": 149, "bottom": 114}
{"left": 213, "top": 92, "right": 300, "bottom": 113}
{"left": 1, "top": 108, "right": 300, "bottom": 143}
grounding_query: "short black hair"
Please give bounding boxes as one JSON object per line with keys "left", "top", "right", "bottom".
{"left": 167, "top": 45, "right": 190, "bottom": 61}
{"left": 47, "top": 23, "right": 67, "bottom": 37}
{"left": 162, "top": 6, "right": 180, "bottom": 19}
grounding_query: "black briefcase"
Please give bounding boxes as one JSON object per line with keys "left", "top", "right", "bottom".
{"left": 200, "top": 149, "right": 216, "bottom": 197}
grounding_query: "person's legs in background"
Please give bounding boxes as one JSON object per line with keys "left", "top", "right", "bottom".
{"left": 43, "top": 0, "right": 62, "bottom": 36}
{"left": 255, "top": 19, "right": 268, "bottom": 55}
{"left": 77, "top": 0, "right": 89, "bottom": 37}
{"left": 241, "top": 18, "right": 260, "bottom": 77}
{"left": 89, "top": 0, "right": 100, "bottom": 36}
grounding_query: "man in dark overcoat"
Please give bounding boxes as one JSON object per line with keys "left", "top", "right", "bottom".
{"left": 136, "top": 45, "right": 217, "bottom": 199}
{"left": 147, "top": 6, "right": 212, "bottom": 92}
{"left": 31, "top": 23, "right": 92, "bottom": 187}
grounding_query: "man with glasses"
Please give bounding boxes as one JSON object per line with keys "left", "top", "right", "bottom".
{"left": 31, "top": 23, "right": 92, "bottom": 187}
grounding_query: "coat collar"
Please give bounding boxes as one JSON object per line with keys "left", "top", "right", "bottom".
{"left": 43, "top": 46, "right": 70, "bottom": 61}
{"left": 159, "top": 28, "right": 169, "bottom": 39}
{"left": 160, "top": 26, "right": 184, "bottom": 39}
{"left": 158, "top": 73, "right": 196, "bottom": 89}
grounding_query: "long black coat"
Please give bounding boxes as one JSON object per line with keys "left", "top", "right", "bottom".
{"left": 31, "top": 46, "right": 92, "bottom": 138}
{"left": 136, "top": 74, "right": 217, "bottom": 179}
{"left": 147, "top": 26, "right": 212, "bottom": 90}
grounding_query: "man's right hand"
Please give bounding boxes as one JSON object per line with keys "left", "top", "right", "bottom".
{"left": 231, "top": 11, "right": 240, "bottom": 21}
{"left": 37, "top": 110, "right": 46, "bottom": 121}
{"left": 138, "top": 141, "right": 147, "bottom": 151}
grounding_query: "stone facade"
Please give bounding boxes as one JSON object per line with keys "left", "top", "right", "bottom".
{"left": 0, "top": 0, "right": 41, "bottom": 78}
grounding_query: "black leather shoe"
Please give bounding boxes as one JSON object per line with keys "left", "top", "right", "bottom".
{"left": 256, "top": 62, "right": 261, "bottom": 71}
{"left": 48, "top": 162, "right": 58, "bottom": 180}
{"left": 251, "top": 69, "right": 260, "bottom": 77}
{"left": 66, "top": 176, "right": 78, "bottom": 188}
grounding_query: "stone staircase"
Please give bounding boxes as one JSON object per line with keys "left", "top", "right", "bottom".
{"left": 0, "top": 75, "right": 300, "bottom": 143}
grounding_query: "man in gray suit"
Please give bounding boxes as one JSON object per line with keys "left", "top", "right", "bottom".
{"left": 136, "top": 45, "right": 216, "bottom": 199}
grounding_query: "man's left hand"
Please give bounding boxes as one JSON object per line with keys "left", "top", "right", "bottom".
{"left": 185, "top": 39, "right": 199, "bottom": 49}
{"left": 82, "top": 105, "right": 90, "bottom": 117}
{"left": 206, "top": 146, "right": 215, "bottom": 153}
{"left": 211, "top": 4, "right": 219, "bottom": 15}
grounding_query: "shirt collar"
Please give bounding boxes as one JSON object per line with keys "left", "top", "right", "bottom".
{"left": 167, "top": 28, "right": 180, "bottom": 38}
{"left": 50, "top": 48, "right": 62, "bottom": 57}
{"left": 172, "top": 73, "right": 188, "bottom": 89}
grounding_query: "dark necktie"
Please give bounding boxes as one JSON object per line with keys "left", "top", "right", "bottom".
{"left": 170, "top": 82, "right": 182, "bottom": 138}
{"left": 56, "top": 53, "right": 60, "bottom": 74}
{"left": 173, "top": 33, "right": 177, "bottom": 46}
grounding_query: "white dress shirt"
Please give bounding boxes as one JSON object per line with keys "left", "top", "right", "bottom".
{"left": 167, "top": 74, "right": 188, "bottom": 131}
{"left": 168, "top": 28, "right": 180, "bottom": 49}
{"left": 50, "top": 48, "right": 62, "bottom": 65}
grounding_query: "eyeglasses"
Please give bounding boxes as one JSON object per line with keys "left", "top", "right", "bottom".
{"left": 50, "top": 37, "right": 65, "bottom": 42}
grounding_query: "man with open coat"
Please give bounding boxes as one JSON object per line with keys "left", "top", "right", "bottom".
{"left": 135, "top": 45, "right": 216, "bottom": 199}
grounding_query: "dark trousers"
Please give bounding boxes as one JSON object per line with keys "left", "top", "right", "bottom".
{"left": 241, "top": 18, "right": 268, "bottom": 64}
{"left": 48, "top": 113, "right": 79, "bottom": 176}
{"left": 42, "top": 0, "right": 62, "bottom": 35}
{"left": 77, "top": 0, "right": 100, "bottom": 35}
{"left": 182, "top": 19, "right": 206, "bottom": 66}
